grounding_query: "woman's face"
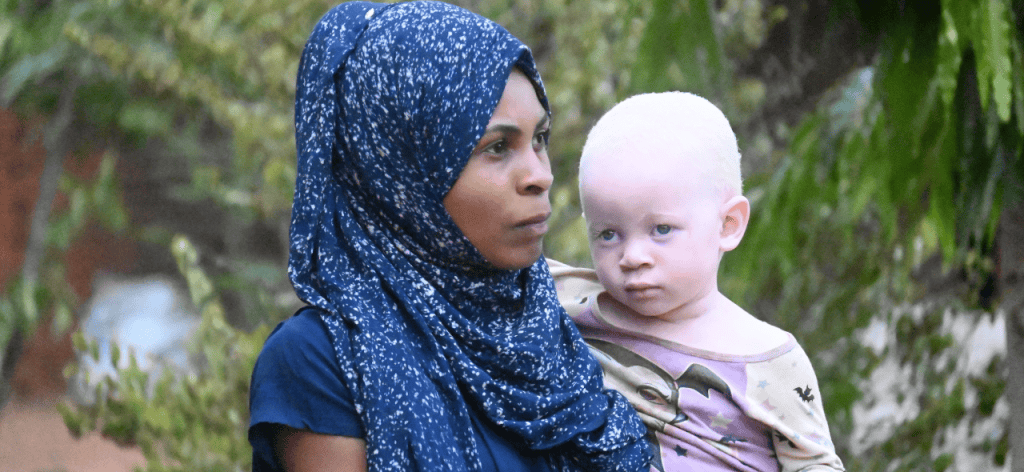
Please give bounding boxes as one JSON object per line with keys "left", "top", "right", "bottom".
{"left": 444, "top": 69, "right": 553, "bottom": 270}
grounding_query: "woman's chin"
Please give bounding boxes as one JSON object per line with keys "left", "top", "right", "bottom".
{"left": 485, "top": 244, "right": 544, "bottom": 271}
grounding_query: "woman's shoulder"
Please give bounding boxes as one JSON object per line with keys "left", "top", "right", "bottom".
{"left": 253, "top": 307, "right": 359, "bottom": 394}
{"left": 249, "top": 306, "right": 361, "bottom": 432}
{"left": 266, "top": 306, "right": 328, "bottom": 340}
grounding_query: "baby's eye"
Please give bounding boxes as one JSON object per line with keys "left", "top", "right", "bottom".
{"left": 596, "top": 229, "right": 616, "bottom": 241}
{"left": 655, "top": 224, "right": 672, "bottom": 235}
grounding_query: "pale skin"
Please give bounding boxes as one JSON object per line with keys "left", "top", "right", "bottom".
{"left": 274, "top": 69, "right": 551, "bottom": 471}
{"left": 581, "top": 141, "right": 788, "bottom": 356}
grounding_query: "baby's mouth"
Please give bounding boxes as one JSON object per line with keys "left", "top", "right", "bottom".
{"left": 624, "top": 283, "right": 659, "bottom": 297}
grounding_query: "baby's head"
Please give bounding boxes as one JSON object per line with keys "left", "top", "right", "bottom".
{"left": 578, "top": 92, "right": 749, "bottom": 320}
{"left": 580, "top": 92, "right": 742, "bottom": 200}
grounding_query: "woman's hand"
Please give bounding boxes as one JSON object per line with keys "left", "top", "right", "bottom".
{"left": 275, "top": 426, "right": 367, "bottom": 472}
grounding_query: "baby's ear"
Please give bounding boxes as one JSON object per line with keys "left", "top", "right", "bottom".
{"left": 719, "top": 195, "right": 749, "bottom": 252}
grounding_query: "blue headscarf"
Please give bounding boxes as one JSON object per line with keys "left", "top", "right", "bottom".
{"left": 288, "top": 2, "right": 651, "bottom": 470}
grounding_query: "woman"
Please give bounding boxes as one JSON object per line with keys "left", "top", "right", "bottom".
{"left": 247, "top": 2, "right": 651, "bottom": 471}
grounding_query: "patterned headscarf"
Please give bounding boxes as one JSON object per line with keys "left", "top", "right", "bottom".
{"left": 288, "top": 1, "right": 651, "bottom": 470}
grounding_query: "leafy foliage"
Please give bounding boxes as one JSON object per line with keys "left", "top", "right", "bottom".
{"left": 0, "top": 153, "right": 128, "bottom": 399}
{"left": 60, "top": 235, "right": 270, "bottom": 471}
{"left": 61, "top": 0, "right": 330, "bottom": 219}
{"left": 1, "top": 0, "right": 1021, "bottom": 470}
{"left": 719, "top": 0, "right": 1022, "bottom": 468}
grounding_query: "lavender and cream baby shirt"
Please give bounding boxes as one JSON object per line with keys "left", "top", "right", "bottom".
{"left": 549, "top": 259, "right": 845, "bottom": 472}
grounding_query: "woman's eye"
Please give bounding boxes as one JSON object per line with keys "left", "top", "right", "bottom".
{"left": 484, "top": 139, "right": 509, "bottom": 156}
{"left": 532, "top": 129, "right": 550, "bottom": 153}
{"left": 655, "top": 225, "right": 671, "bottom": 235}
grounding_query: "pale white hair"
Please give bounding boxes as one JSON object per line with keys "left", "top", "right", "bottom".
{"left": 579, "top": 92, "right": 742, "bottom": 196}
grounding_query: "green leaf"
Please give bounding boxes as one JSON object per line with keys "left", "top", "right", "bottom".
{"left": 0, "top": 42, "right": 69, "bottom": 106}
{"left": 0, "top": 17, "right": 13, "bottom": 55}
{"left": 1013, "top": 41, "right": 1024, "bottom": 136}
{"left": 979, "top": 0, "right": 1012, "bottom": 121}
{"left": 110, "top": 341, "right": 121, "bottom": 368}
{"left": 631, "top": 0, "right": 729, "bottom": 102}
{"left": 935, "top": 7, "right": 962, "bottom": 107}
{"left": 69, "top": 186, "right": 87, "bottom": 227}
{"left": 0, "top": 298, "right": 13, "bottom": 349}
{"left": 57, "top": 402, "right": 87, "bottom": 438}
{"left": 17, "top": 279, "right": 39, "bottom": 326}
{"left": 118, "top": 99, "right": 173, "bottom": 137}
{"left": 51, "top": 301, "right": 73, "bottom": 337}
{"left": 62, "top": 362, "right": 78, "bottom": 380}
{"left": 90, "top": 338, "right": 100, "bottom": 363}
{"left": 72, "top": 330, "right": 88, "bottom": 352}
{"left": 142, "top": 406, "right": 172, "bottom": 431}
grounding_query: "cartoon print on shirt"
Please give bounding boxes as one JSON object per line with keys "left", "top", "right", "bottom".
{"left": 586, "top": 339, "right": 688, "bottom": 428}
{"left": 587, "top": 339, "right": 685, "bottom": 472}
{"left": 586, "top": 338, "right": 748, "bottom": 471}
{"left": 720, "top": 434, "right": 748, "bottom": 444}
{"left": 677, "top": 363, "right": 731, "bottom": 399}
{"left": 794, "top": 385, "right": 815, "bottom": 402}
{"left": 775, "top": 430, "right": 797, "bottom": 448}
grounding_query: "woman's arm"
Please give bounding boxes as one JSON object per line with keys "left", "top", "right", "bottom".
{"left": 275, "top": 426, "right": 367, "bottom": 472}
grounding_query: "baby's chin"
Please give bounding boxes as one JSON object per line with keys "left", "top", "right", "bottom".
{"left": 626, "top": 305, "right": 672, "bottom": 320}
{"left": 608, "top": 292, "right": 672, "bottom": 319}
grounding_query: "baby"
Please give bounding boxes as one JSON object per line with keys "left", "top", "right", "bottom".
{"left": 549, "top": 92, "right": 844, "bottom": 471}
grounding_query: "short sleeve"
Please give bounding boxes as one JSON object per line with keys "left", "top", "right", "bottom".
{"left": 248, "top": 308, "right": 363, "bottom": 471}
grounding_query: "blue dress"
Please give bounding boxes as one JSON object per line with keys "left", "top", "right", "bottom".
{"left": 249, "top": 309, "right": 557, "bottom": 472}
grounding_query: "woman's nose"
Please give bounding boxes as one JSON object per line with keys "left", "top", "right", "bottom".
{"left": 518, "top": 149, "right": 553, "bottom": 196}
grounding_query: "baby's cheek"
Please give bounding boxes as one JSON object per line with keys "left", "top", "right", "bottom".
{"left": 592, "top": 261, "right": 615, "bottom": 287}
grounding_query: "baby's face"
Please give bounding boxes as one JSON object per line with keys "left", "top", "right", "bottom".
{"left": 581, "top": 155, "right": 725, "bottom": 322}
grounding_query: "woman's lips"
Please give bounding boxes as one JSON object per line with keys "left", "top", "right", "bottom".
{"left": 515, "top": 213, "right": 550, "bottom": 237}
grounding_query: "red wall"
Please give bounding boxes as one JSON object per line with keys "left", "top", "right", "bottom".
{"left": 1, "top": 108, "right": 138, "bottom": 401}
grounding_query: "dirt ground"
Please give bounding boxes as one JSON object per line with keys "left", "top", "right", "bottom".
{"left": 0, "top": 396, "right": 145, "bottom": 472}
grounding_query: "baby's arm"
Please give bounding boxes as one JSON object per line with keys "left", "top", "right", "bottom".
{"left": 746, "top": 344, "right": 845, "bottom": 471}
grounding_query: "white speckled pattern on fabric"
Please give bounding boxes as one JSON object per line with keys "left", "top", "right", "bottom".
{"left": 287, "top": 2, "right": 651, "bottom": 470}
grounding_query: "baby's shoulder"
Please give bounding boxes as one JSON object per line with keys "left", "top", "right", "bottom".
{"left": 702, "top": 303, "right": 791, "bottom": 356}
{"left": 736, "top": 311, "right": 789, "bottom": 344}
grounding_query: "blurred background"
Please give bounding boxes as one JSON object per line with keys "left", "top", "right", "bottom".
{"left": 0, "top": 0, "right": 1021, "bottom": 470}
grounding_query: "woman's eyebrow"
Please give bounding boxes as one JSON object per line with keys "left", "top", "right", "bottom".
{"left": 484, "top": 123, "right": 523, "bottom": 136}
{"left": 535, "top": 114, "right": 550, "bottom": 132}
{"left": 482, "top": 114, "right": 550, "bottom": 136}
